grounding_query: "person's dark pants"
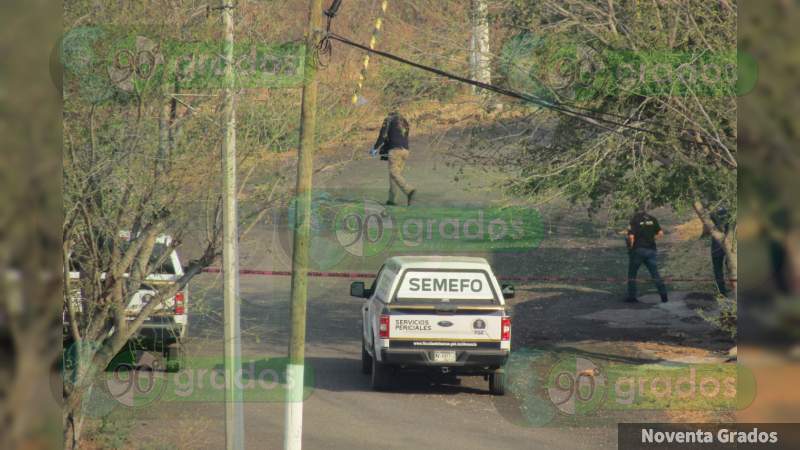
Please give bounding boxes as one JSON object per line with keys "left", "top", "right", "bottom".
{"left": 627, "top": 247, "right": 668, "bottom": 301}
{"left": 711, "top": 239, "right": 729, "bottom": 295}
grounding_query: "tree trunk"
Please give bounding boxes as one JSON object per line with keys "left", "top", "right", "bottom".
{"left": 470, "top": 0, "right": 491, "bottom": 94}
{"left": 723, "top": 227, "right": 737, "bottom": 297}
{"left": 63, "top": 390, "right": 84, "bottom": 450}
{"left": 61, "top": 339, "right": 113, "bottom": 449}
{"left": 1, "top": 339, "right": 56, "bottom": 449}
{"left": 784, "top": 227, "right": 800, "bottom": 294}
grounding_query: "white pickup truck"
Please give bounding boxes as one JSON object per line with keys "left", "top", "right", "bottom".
{"left": 65, "top": 235, "right": 188, "bottom": 371}
{"left": 351, "top": 256, "right": 514, "bottom": 395}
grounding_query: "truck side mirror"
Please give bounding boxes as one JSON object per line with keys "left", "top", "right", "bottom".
{"left": 350, "top": 281, "right": 367, "bottom": 298}
{"left": 501, "top": 284, "right": 515, "bottom": 300}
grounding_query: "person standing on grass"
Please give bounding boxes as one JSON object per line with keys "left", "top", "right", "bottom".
{"left": 370, "top": 109, "right": 416, "bottom": 206}
{"left": 626, "top": 206, "right": 669, "bottom": 303}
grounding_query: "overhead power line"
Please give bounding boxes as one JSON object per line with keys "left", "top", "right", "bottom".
{"left": 324, "top": 32, "right": 731, "bottom": 156}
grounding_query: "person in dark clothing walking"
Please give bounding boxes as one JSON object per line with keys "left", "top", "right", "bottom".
{"left": 371, "top": 110, "right": 416, "bottom": 206}
{"left": 703, "top": 207, "right": 731, "bottom": 296}
{"left": 626, "top": 208, "right": 669, "bottom": 303}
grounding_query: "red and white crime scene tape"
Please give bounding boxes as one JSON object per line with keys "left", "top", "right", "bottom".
{"left": 201, "top": 268, "right": 735, "bottom": 284}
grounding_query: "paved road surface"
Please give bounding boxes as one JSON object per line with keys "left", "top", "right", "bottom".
{"left": 115, "top": 132, "right": 723, "bottom": 449}
{"left": 123, "top": 275, "right": 614, "bottom": 450}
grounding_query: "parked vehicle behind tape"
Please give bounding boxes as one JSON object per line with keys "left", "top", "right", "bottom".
{"left": 64, "top": 234, "right": 188, "bottom": 372}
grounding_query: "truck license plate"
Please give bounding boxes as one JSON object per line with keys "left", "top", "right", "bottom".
{"left": 432, "top": 351, "right": 456, "bottom": 363}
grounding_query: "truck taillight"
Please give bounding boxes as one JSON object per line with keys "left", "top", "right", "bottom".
{"left": 501, "top": 316, "right": 511, "bottom": 341}
{"left": 174, "top": 291, "right": 185, "bottom": 315}
{"left": 379, "top": 315, "right": 390, "bottom": 339}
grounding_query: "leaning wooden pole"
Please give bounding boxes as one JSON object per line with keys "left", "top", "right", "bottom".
{"left": 284, "top": 0, "right": 323, "bottom": 449}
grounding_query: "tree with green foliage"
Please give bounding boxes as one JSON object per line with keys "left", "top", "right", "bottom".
{"left": 58, "top": 2, "right": 315, "bottom": 446}
{"left": 478, "top": 0, "right": 737, "bottom": 290}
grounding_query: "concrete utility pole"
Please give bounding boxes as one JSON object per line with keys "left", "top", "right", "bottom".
{"left": 470, "top": 0, "right": 491, "bottom": 94}
{"left": 221, "top": 2, "right": 245, "bottom": 450}
{"left": 285, "top": 0, "right": 323, "bottom": 449}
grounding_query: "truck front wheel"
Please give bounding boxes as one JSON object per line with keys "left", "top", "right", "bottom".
{"left": 361, "top": 336, "right": 372, "bottom": 374}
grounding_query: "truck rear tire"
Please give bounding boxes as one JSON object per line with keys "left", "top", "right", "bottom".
{"left": 361, "top": 338, "right": 372, "bottom": 374}
{"left": 166, "top": 343, "right": 182, "bottom": 373}
{"left": 371, "top": 356, "right": 391, "bottom": 391}
{"left": 489, "top": 370, "right": 506, "bottom": 396}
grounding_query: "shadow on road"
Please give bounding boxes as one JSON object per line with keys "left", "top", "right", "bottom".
{"left": 509, "top": 286, "right": 732, "bottom": 359}
{"left": 306, "top": 356, "right": 493, "bottom": 395}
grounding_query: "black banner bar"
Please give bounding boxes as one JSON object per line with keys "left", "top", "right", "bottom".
{"left": 619, "top": 423, "right": 800, "bottom": 450}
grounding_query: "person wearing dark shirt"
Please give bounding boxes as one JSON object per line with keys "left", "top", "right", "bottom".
{"left": 626, "top": 209, "right": 669, "bottom": 303}
{"left": 372, "top": 110, "right": 416, "bottom": 206}
{"left": 702, "top": 207, "right": 731, "bottom": 296}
